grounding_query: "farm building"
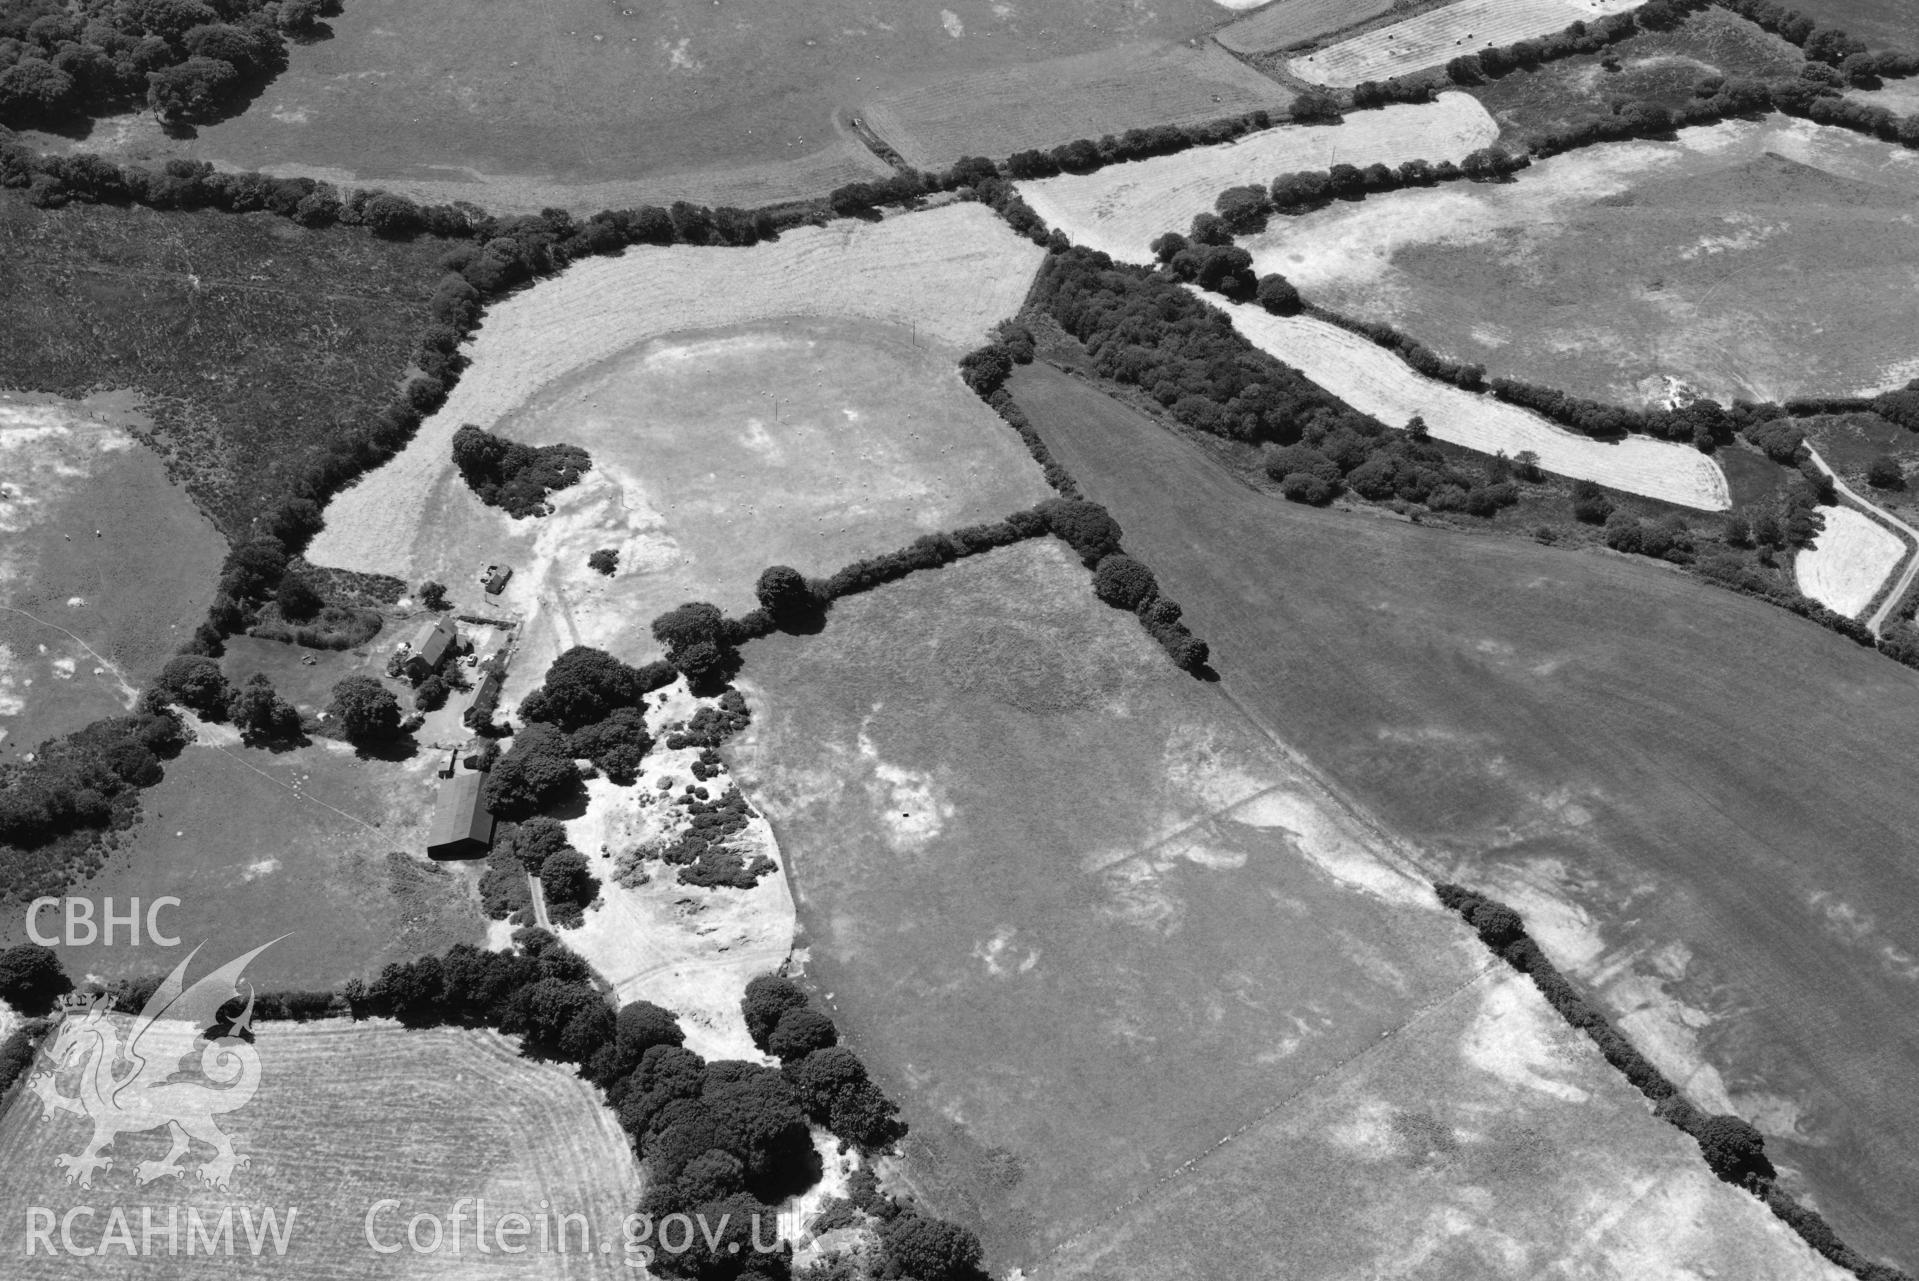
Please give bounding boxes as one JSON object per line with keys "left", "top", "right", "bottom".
{"left": 426, "top": 771, "right": 494, "bottom": 859}
{"left": 484, "top": 565, "right": 513, "bottom": 596}
{"left": 402, "top": 616, "right": 460, "bottom": 680}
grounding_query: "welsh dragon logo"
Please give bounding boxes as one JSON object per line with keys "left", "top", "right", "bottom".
{"left": 25, "top": 938, "right": 283, "bottom": 1191}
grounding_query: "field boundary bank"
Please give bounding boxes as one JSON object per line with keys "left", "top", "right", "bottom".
{"left": 1437, "top": 884, "right": 1915, "bottom": 1281}
{"left": 1805, "top": 448, "right": 1919, "bottom": 633}
{"left": 1042, "top": 958, "right": 1501, "bottom": 1267}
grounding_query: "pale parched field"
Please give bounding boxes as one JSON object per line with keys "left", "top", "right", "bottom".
{"left": 1794, "top": 505, "right": 1907, "bottom": 617}
{"left": 862, "top": 42, "right": 1296, "bottom": 170}
{"left": 0, "top": 1019, "right": 643, "bottom": 1278}
{"left": 307, "top": 204, "right": 1044, "bottom": 576}
{"left": 1043, "top": 967, "right": 1846, "bottom": 1281}
{"left": 1216, "top": 0, "right": 1404, "bottom": 55}
{"left": 1288, "top": 0, "right": 1647, "bottom": 85}
{"left": 1017, "top": 93, "right": 1497, "bottom": 262}
{"left": 1241, "top": 118, "right": 1919, "bottom": 406}
{"left": 1204, "top": 294, "right": 1732, "bottom": 509}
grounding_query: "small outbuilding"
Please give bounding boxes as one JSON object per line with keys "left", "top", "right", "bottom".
{"left": 426, "top": 771, "right": 494, "bottom": 859}
{"left": 402, "top": 616, "right": 459, "bottom": 681}
{"left": 484, "top": 565, "right": 513, "bottom": 596}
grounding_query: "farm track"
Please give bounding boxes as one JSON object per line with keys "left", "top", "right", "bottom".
{"left": 1807, "top": 447, "right": 1919, "bottom": 635}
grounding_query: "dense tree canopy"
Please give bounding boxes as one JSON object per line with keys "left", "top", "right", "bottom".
{"left": 0, "top": 943, "right": 72, "bottom": 1014}
{"left": 327, "top": 676, "right": 401, "bottom": 746}
{"left": 482, "top": 723, "right": 581, "bottom": 819}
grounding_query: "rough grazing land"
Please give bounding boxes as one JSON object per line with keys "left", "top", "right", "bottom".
{"left": 307, "top": 204, "right": 1044, "bottom": 577}
{"left": 1244, "top": 118, "right": 1919, "bottom": 406}
{"left": 1288, "top": 0, "right": 1648, "bottom": 85}
{"left": 861, "top": 42, "right": 1296, "bottom": 170}
{"left": 1018, "top": 93, "right": 1498, "bottom": 262}
{"left": 1046, "top": 966, "right": 1843, "bottom": 1281}
{"left": 1207, "top": 296, "right": 1732, "bottom": 509}
{"left": 1013, "top": 360, "right": 1919, "bottom": 1271}
{"left": 0, "top": 1019, "right": 642, "bottom": 1279}
{"left": 0, "top": 395, "right": 223, "bottom": 752}
{"left": 0, "top": 193, "right": 448, "bottom": 535}
{"left": 731, "top": 538, "right": 1475, "bottom": 1268}
{"left": 1465, "top": 6, "right": 1810, "bottom": 144}
{"left": 1216, "top": 0, "right": 1404, "bottom": 55}
{"left": 58, "top": 0, "right": 1237, "bottom": 208}
{"left": 1794, "top": 506, "right": 1906, "bottom": 617}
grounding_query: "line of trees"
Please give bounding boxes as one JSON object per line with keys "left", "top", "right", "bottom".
{"left": 1435, "top": 884, "right": 1912, "bottom": 1281}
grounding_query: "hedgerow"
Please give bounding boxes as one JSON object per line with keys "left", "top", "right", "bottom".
{"left": 1435, "top": 884, "right": 1911, "bottom": 1281}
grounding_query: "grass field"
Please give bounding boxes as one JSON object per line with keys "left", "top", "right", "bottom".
{"left": 0, "top": 192, "right": 449, "bottom": 536}
{"left": 1012, "top": 358, "right": 1919, "bottom": 1271}
{"left": 729, "top": 537, "right": 1478, "bottom": 1266}
{"left": 0, "top": 726, "right": 484, "bottom": 990}
{"left": 1216, "top": 0, "right": 1407, "bottom": 55}
{"left": 0, "top": 394, "right": 223, "bottom": 753}
{"left": 1793, "top": 505, "right": 1907, "bottom": 616}
{"left": 307, "top": 204, "right": 1045, "bottom": 584}
{"left": 1206, "top": 295, "right": 1732, "bottom": 508}
{"left": 861, "top": 42, "right": 1296, "bottom": 170}
{"left": 30, "top": 0, "right": 1243, "bottom": 211}
{"left": 1045, "top": 966, "right": 1843, "bottom": 1280}
{"left": 1018, "top": 93, "right": 1498, "bottom": 262}
{"left": 1242, "top": 116, "right": 1919, "bottom": 405}
{"left": 1287, "top": 0, "right": 1648, "bottom": 85}
{"left": 0, "top": 1018, "right": 643, "bottom": 1278}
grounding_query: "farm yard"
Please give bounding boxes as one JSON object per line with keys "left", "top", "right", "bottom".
{"left": 1287, "top": 0, "right": 1650, "bottom": 85}
{"left": 729, "top": 537, "right": 1480, "bottom": 1266}
{"left": 1793, "top": 506, "right": 1907, "bottom": 618}
{"left": 1215, "top": 0, "right": 1405, "bottom": 56}
{"left": 0, "top": 1019, "right": 644, "bottom": 1278}
{"left": 1017, "top": 93, "right": 1499, "bottom": 262}
{"left": 0, "top": 394, "right": 223, "bottom": 753}
{"left": 1242, "top": 117, "right": 1919, "bottom": 405}
{"left": 1046, "top": 966, "right": 1844, "bottom": 1281}
{"left": 1207, "top": 297, "right": 1732, "bottom": 509}
{"left": 32, "top": 0, "right": 1246, "bottom": 212}
{"left": 1012, "top": 360, "right": 1919, "bottom": 1270}
{"left": 860, "top": 42, "right": 1295, "bottom": 170}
